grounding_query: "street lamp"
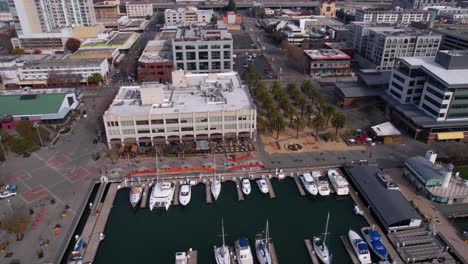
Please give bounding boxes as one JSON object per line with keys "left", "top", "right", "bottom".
{"left": 0, "top": 135, "right": 6, "bottom": 161}
{"left": 33, "top": 122, "right": 44, "bottom": 148}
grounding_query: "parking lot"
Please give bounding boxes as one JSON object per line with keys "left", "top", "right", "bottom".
{"left": 234, "top": 52, "right": 275, "bottom": 80}
{"left": 232, "top": 32, "right": 258, "bottom": 50}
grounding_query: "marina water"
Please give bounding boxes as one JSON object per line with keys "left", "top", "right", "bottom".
{"left": 94, "top": 178, "right": 367, "bottom": 263}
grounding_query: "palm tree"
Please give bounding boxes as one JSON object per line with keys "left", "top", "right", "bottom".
{"left": 298, "top": 96, "right": 308, "bottom": 117}
{"left": 269, "top": 112, "right": 285, "bottom": 139}
{"left": 311, "top": 114, "right": 326, "bottom": 141}
{"left": 331, "top": 112, "right": 346, "bottom": 138}
{"left": 262, "top": 94, "right": 276, "bottom": 113}
{"left": 254, "top": 80, "right": 267, "bottom": 98}
{"left": 293, "top": 116, "right": 305, "bottom": 138}
{"left": 322, "top": 104, "right": 336, "bottom": 125}
{"left": 257, "top": 116, "right": 272, "bottom": 136}
{"left": 305, "top": 104, "right": 314, "bottom": 125}
{"left": 270, "top": 80, "right": 283, "bottom": 99}
{"left": 279, "top": 96, "right": 291, "bottom": 112}
{"left": 287, "top": 107, "right": 298, "bottom": 127}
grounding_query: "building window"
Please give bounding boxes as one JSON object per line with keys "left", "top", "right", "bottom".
{"left": 199, "top": 45, "right": 208, "bottom": 49}
{"left": 223, "top": 50, "right": 231, "bottom": 59}
{"left": 211, "top": 51, "right": 221, "bottom": 59}
{"left": 186, "top": 52, "right": 196, "bottom": 60}
{"left": 166, "top": 118, "right": 179, "bottom": 124}
{"left": 136, "top": 120, "right": 149, "bottom": 125}
{"left": 121, "top": 120, "right": 134, "bottom": 126}
{"left": 209, "top": 116, "right": 222, "bottom": 122}
{"left": 175, "top": 45, "right": 182, "bottom": 50}
{"left": 224, "top": 124, "right": 236, "bottom": 129}
{"left": 211, "top": 44, "right": 220, "bottom": 49}
{"left": 181, "top": 127, "right": 193, "bottom": 131}
{"left": 196, "top": 117, "right": 208, "bottom": 122}
{"left": 151, "top": 119, "right": 164, "bottom": 124}
{"left": 185, "top": 45, "right": 196, "bottom": 50}
{"left": 224, "top": 61, "right": 231, "bottom": 69}
{"left": 199, "top": 51, "right": 208, "bottom": 60}
{"left": 166, "top": 127, "right": 179, "bottom": 132}
{"left": 196, "top": 125, "right": 208, "bottom": 131}
{"left": 137, "top": 129, "right": 150, "bottom": 134}
{"left": 223, "top": 44, "right": 231, "bottom": 49}
{"left": 152, "top": 128, "right": 164, "bottom": 133}
{"left": 175, "top": 52, "right": 183, "bottom": 60}
{"left": 187, "top": 62, "right": 197, "bottom": 70}
{"left": 200, "top": 62, "right": 209, "bottom": 70}
{"left": 122, "top": 129, "right": 135, "bottom": 134}
{"left": 224, "top": 116, "right": 236, "bottom": 121}
{"left": 176, "top": 63, "right": 184, "bottom": 70}
{"left": 212, "top": 61, "right": 221, "bottom": 70}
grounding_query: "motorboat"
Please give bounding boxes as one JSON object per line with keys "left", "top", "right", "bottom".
{"left": 313, "top": 212, "right": 332, "bottom": 264}
{"left": 241, "top": 178, "right": 251, "bottom": 195}
{"left": 235, "top": 238, "right": 254, "bottom": 264}
{"left": 255, "top": 220, "right": 272, "bottom": 264}
{"left": 211, "top": 178, "right": 221, "bottom": 201}
{"left": 214, "top": 219, "right": 231, "bottom": 264}
{"left": 348, "top": 229, "right": 372, "bottom": 264}
{"left": 361, "top": 226, "right": 388, "bottom": 261}
{"left": 256, "top": 179, "right": 269, "bottom": 194}
{"left": 149, "top": 182, "right": 175, "bottom": 211}
{"left": 71, "top": 237, "right": 84, "bottom": 261}
{"left": 0, "top": 184, "right": 17, "bottom": 199}
{"left": 312, "top": 171, "right": 330, "bottom": 196}
{"left": 129, "top": 183, "right": 144, "bottom": 208}
{"left": 277, "top": 169, "right": 286, "bottom": 179}
{"left": 175, "top": 251, "right": 188, "bottom": 264}
{"left": 300, "top": 172, "right": 318, "bottom": 196}
{"left": 327, "top": 169, "right": 349, "bottom": 196}
{"left": 179, "top": 184, "right": 191, "bottom": 206}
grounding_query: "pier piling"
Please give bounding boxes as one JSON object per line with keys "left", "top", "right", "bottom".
{"left": 234, "top": 177, "right": 244, "bottom": 201}
{"left": 140, "top": 183, "right": 149, "bottom": 209}
{"left": 293, "top": 175, "right": 306, "bottom": 196}
{"left": 264, "top": 176, "right": 276, "bottom": 199}
{"left": 268, "top": 242, "right": 279, "bottom": 264}
{"left": 173, "top": 181, "right": 180, "bottom": 206}
{"left": 205, "top": 181, "right": 212, "bottom": 204}
{"left": 339, "top": 235, "right": 360, "bottom": 264}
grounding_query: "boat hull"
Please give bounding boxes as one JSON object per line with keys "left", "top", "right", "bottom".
{"left": 361, "top": 227, "right": 388, "bottom": 261}
{"left": 179, "top": 185, "right": 191, "bottom": 206}
{"left": 235, "top": 239, "right": 254, "bottom": 264}
{"left": 348, "top": 230, "right": 372, "bottom": 264}
{"left": 255, "top": 240, "right": 272, "bottom": 264}
{"left": 300, "top": 175, "right": 318, "bottom": 196}
{"left": 211, "top": 181, "right": 221, "bottom": 201}
{"left": 214, "top": 246, "right": 231, "bottom": 264}
{"left": 313, "top": 237, "right": 331, "bottom": 264}
{"left": 256, "top": 180, "right": 269, "bottom": 194}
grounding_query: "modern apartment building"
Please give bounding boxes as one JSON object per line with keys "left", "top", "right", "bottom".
{"left": 172, "top": 24, "right": 233, "bottom": 73}
{"left": 304, "top": 49, "right": 351, "bottom": 77}
{"left": 138, "top": 40, "right": 173, "bottom": 83}
{"left": 355, "top": 8, "right": 431, "bottom": 24}
{"left": 392, "top": 0, "right": 456, "bottom": 9}
{"left": 9, "top": 0, "right": 96, "bottom": 36}
{"left": 348, "top": 22, "right": 441, "bottom": 70}
{"left": 103, "top": 71, "right": 257, "bottom": 148}
{"left": 125, "top": 2, "right": 153, "bottom": 18}
{"left": 433, "top": 28, "right": 468, "bottom": 50}
{"left": 164, "top": 7, "right": 213, "bottom": 26}
{"left": 386, "top": 50, "right": 468, "bottom": 143}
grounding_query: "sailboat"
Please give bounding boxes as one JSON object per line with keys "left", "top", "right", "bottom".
{"left": 255, "top": 220, "right": 272, "bottom": 264}
{"left": 129, "top": 182, "right": 144, "bottom": 208}
{"left": 214, "top": 219, "right": 231, "bottom": 264}
{"left": 211, "top": 157, "right": 221, "bottom": 201}
{"left": 149, "top": 150, "right": 175, "bottom": 211}
{"left": 313, "top": 212, "right": 332, "bottom": 264}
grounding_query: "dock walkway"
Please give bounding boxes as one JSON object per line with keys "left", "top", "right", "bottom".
{"left": 140, "top": 183, "right": 149, "bottom": 208}
{"left": 304, "top": 239, "right": 319, "bottom": 264}
{"left": 205, "top": 181, "right": 212, "bottom": 204}
{"left": 268, "top": 241, "right": 279, "bottom": 264}
{"left": 339, "top": 235, "right": 359, "bottom": 264}
{"left": 173, "top": 181, "right": 180, "bottom": 206}
{"left": 264, "top": 176, "right": 276, "bottom": 198}
{"left": 187, "top": 249, "right": 197, "bottom": 264}
{"left": 293, "top": 175, "right": 306, "bottom": 196}
{"left": 234, "top": 177, "right": 244, "bottom": 201}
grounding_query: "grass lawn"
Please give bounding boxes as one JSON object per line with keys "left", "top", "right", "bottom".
{"left": 455, "top": 166, "right": 468, "bottom": 180}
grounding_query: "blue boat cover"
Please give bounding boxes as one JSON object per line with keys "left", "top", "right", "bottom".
{"left": 357, "top": 242, "right": 368, "bottom": 251}
{"left": 239, "top": 238, "right": 249, "bottom": 247}
{"left": 368, "top": 230, "right": 381, "bottom": 241}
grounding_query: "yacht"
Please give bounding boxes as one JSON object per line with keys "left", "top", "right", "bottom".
{"left": 256, "top": 179, "right": 269, "bottom": 194}
{"left": 255, "top": 220, "right": 272, "bottom": 264}
{"left": 179, "top": 184, "right": 191, "bottom": 206}
{"left": 300, "top": 172, "right": 318, "bottom": 196}
{"left": 175, "top": 251, "right": 188, "bottom": 264}
{"left": 312, "top": 171, "right": 330, "bottom": 196}
{"left": 235, "top": 238, "right": 254, "bottom": 264}
{"left": 149, "top": 182, "right": 175, "bottom": 211}
{"left": 313, "top": 212, "right": 332, "bottom": 264}
{"left": 211, "top": 158, "right": 221, "bottom": 201}
{"left": 361, "top": 226, "right": 388, "bottom": 261}
{"left": 241, "top": 178, "right": 251, "bottom": 195}
{"left": 214, "top": 219, "right": 231, "bottom": 264}
{"left": 327, "top": 169, "right": 349, "bottom": 196}
{"left": 129, "top": 183, "right": 144, "bottom": 208}
{"left": 348, "top": 229, "right": 372, "bottom": 264}
{"left": 71, "top": 237, "right": 84, "bottom": 261}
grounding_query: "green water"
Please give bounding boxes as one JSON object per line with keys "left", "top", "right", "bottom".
{"left": 94, "top": 178, "right": 367, "bottom": 264}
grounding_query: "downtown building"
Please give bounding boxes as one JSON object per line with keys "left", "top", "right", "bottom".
{"left": 164, "top": 7, "right": 213, "bottom": 26}
{"left": 347, "top": 22, "right": 441, "bottom": 70}
{"left": 354, "top": 8, "right": 431, "bottom": 24}
{"left": 172, "top": 24, "right": 233, "bottom": 73}
{"left": 103, "top": 71, "right": 257, "bottom": 148}
{"left": 392, "top": 0, "right": 456, "bottom": 9}
{"left": 137, "top": 40, "right": 173, "bottom": 83}
{"left": 433, "top": 28, "right": 468, "bottom": 50}
{"left": 125, "top": 2, "right": 153, "bottom": 18}
{"left": 386, "top": 50, "right": 468, "bottom": 143}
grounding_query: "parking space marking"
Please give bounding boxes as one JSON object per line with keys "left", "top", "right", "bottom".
{"left": 20, "top": 185, "right": 49, "bottom": 203}
{"left": 47, "top": 154, "right": 72, "bottom": 167}
{"left": 63, "top": 167, "right": 92, "bottom": 183}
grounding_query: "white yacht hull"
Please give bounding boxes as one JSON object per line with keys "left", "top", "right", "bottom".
{"left": 328, "top": 170, "right": 349, "bottom": 196}
{"left": 255, "top": 240, "right": 272, "bottom": 264}
{"left": 129, "top": 185, "right": 143, "bottom": 208}
{"left": 300, "top": 175, "right": 318, "bottom": 196}
{"left": 211, "top": 180, "right": 221, "bottom": 201}
{"left": 348, "top": 230, "right": 372, "bottom": 264}
{"left": 318, "top": 189, "right": 330, "bottom": 196}
{"left": 256, "top": 179, "right": 269, "bottom": 194}
{"left": 149, "top": 182, "right": 175, "bottom": 211}
{"left": 235, "top": 239, "right": 254, "bottom": 264}
{"left": 313, "top": 237, "right": 331, "bottom": 264}
{"left": 214, "top": 246, "right": 231, "bottom": 264}
{"left": 179, "top": 184, "right": 191, "bottom": 206}
{"left": 242, "top": 179, "right": 251, "bottom": 195}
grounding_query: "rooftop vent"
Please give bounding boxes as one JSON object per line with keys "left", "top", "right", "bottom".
{"left": 20, "top": 94, "right": 37, "bottom": 100}
{"left": 377, "top": 172, "right": 400, "bottom": 190}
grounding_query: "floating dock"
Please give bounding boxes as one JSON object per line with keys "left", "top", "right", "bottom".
{"left": 234, "top": 177, "right": 244, "bottom": 201}
{"left": 229, "top": 247, "right": 237, "bottom": 264}
{"left": 304, "top": 239, "right": 319, "bottom": 264}
{"left": 205, "top": 181, "right": 212, "bottom": 204}
{"left": 339, "top": 235, "right": 360, "bottom": 264}
{"left": 264, "top": 176, "right": 276, "bottom": 199}
{"left": 173, "top": 181, "right": 180, "bottom": 206}
{"left": 140, "top": 183, "right": 149, "bottom": 208}
{"left": 293, "top": 175, "right": 306, "bottom": 196}
{"left": 187, "top": 249, "right": 197, "bottom": 264}
{"left": 268, "top": 241, "right": 279, "bottom": 264}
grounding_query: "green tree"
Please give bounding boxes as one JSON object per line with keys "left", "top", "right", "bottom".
{"left": 243, "top": 64, "right": 260, "bottom": 88}
{"left": 298, "top": 96, "right": 308, "bottom": 117}
{"left": 262, "top": 94, "right": 276, "bottom": 113}
{"left": 286, "top": 83, "right": 297, "bottom": 96}
{"left": 312, "top": 114, "right": 326, "bottom": 141}
{"left": 228, "top": 0, "right": 236, "bottom": 11}
{"left": 257, "top": 116, "right": 272, "bottom": 136}
{"left": 145, "top": 15, "right": 151, "bottom": 20}
{"left": 306, "top": 104, "right": 314, "bottom": 125}
{"left": 15, "top": 121, "right": 38, "bottom": 143}
{"left": 286, "top": 107, "right": 298, "bottom": 127}
{"left": 88, "top": 73, "right": 103, "bottom": 83}
{"left": 270, "top": 81, "right": 283, "bottom": 100}
{"left": 293, "top": 116, "right": 305, "bottom": 139}
{"left": 331, "top": 112, "right": 346, "bottom": 138}
{"left": 269, "top": 112, "right": 285, "bottom": 139}
{"left": 65, "top": 38, "right": 81, "bottom": 53}
{"left": 322, "top": 104, "right": 336, "bottom": 125}
{"left": 279, "top": 96, "right": 291, "bottom": 113}
{"left": 11, "top": 48, "right": 24, "bottom": 55}
{"left": 255, "top": 81, "right": 268, "bottom": 99}
{"left": 0, "top": 210, "right": 31, "bottom": 240}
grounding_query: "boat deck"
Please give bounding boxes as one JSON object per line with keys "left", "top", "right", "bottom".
{"left": 304, "top": 239, "right": 320, "bottom": 264}
{"left": 339, "top": 235, "right": 360, "bottom": 264}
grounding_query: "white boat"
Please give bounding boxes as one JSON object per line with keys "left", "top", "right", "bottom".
{"left": 179, "top": 184, "right": 191, "bottom": 206}
{"left": 300, "top": 172, "right": 318, "bottom": 196}
{"left": 256, "top": 179, "right": 269, "bottom": 194}
{"left": 129, "top": 183, "right": 143, "bottom": 208}
{"left": 327, "top": 169, "right": 349, "bottom": 196}
{"left": 312, "top": 171, "right": 330, "bottom": 196}
{"left": 313, "top": 212, "right": 332, "bottom": 264}
{"left": 211, "top": 157, "right": 221, "bottom": 201}
{"left": 0, "top": 184, "right": 17, "bottom": 199}
{"left": 255, "top": 220, "right": 272, "bottom": 264}
{"left": 175, "top": 251, "right": 188, "bottom": 264}
{"left": 235, "top": 238, "right": 254, "bottom": 264}
{"left": 348, "top": 229, "right": 372, "bottom": 264}
{"left": 277, "top": 169, "right": 286, "bottom": 179}
{"left": 241, "top": 178, "right": 251, "bottom": 195}
{"left": 214, "top": 219, "right": 231, "bottom": 264}
{"left": 149, "top": 182, "right": 175, "bottom": 211}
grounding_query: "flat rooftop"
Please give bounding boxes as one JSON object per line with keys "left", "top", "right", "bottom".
{"left": 174, "top": 25, "right": 232, "bottom": 41}
{"left": 23, "top": 58, "right": 105, "bottom": 67}
{"left": 105, "top": 72, "right": 254, "bottom": 117}
{"left": 138, "top": 40, "right": 172, "bottom": 63}
{"left": 304, "top": 49, "right": 351, "bottom": 60}
{"left": 0, "top": 91, "right": 70, "bottom": 116}
{"left": 158, "top": 30, "right": 177, "bottom": 41}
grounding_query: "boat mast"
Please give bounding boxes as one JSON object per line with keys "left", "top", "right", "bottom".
{"left": 221, "top": 218, "right": 226, "bottom": 247}
{"left": 213, "top": 155, "right": 217, "bottom": 182}
{"left": 265, "top": 219, "right": 270, "bottom": 242}
{"left": 323, "top": 212, "right": 330, "bottom": 245}
{"left": 155, "top": 146, "right": 159, "bottom": 183}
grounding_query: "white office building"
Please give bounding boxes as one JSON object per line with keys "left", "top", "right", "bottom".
{"left": 125, "top": 2, "right": 153, "bottom": 18}
{"left": 392, "top": 0, "right": 456, "bottom": 9}
{"left": 164, "top": 7, "right": 213, "bottom": 26}
{"left": 282, "top": 23, "right": 307, "bottom": 46}
{"left": 355, "top": 8, "right": 431, "bottom": 24}
{"left": 103, "top": 71, "right": 257, "bottom": 148}
{"left": 172, "top": 24, "right": 233, "bottom": 73}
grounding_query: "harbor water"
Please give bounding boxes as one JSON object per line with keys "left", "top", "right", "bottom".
{"left": 93, "top": 177, "right": 367, "bottom": 263}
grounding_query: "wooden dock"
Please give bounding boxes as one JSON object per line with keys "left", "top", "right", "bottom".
{"left": 140, "top": 183, "right": 149, "bottom": 208}
{"left": 339, "top": 235, "right": 360, "bottom": 264}
{"left": 304, "top": 239, "right": 319, "bottom": 264}
{"left": 230, "top": 247, "right": 237, "bottom": 264}
{"left": 234, "top": 177, "right": 244, "bottom": 201}
{"left": 264, "top": 176, "right": 276, "bottom": 198}
{"left": 268, "top": 241, "right": 279, "bottom": 264}
{"left": 293, "top": 176, "right": 306, "bottom": 196}
{"left": 187, "top": 249, "right": 197, "bottom": 264}
{"left": 173, "top": 181, "right": 180, "bottom": 206}
{"left": 205, "top": 181, "right": 212, "bottom": 204}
